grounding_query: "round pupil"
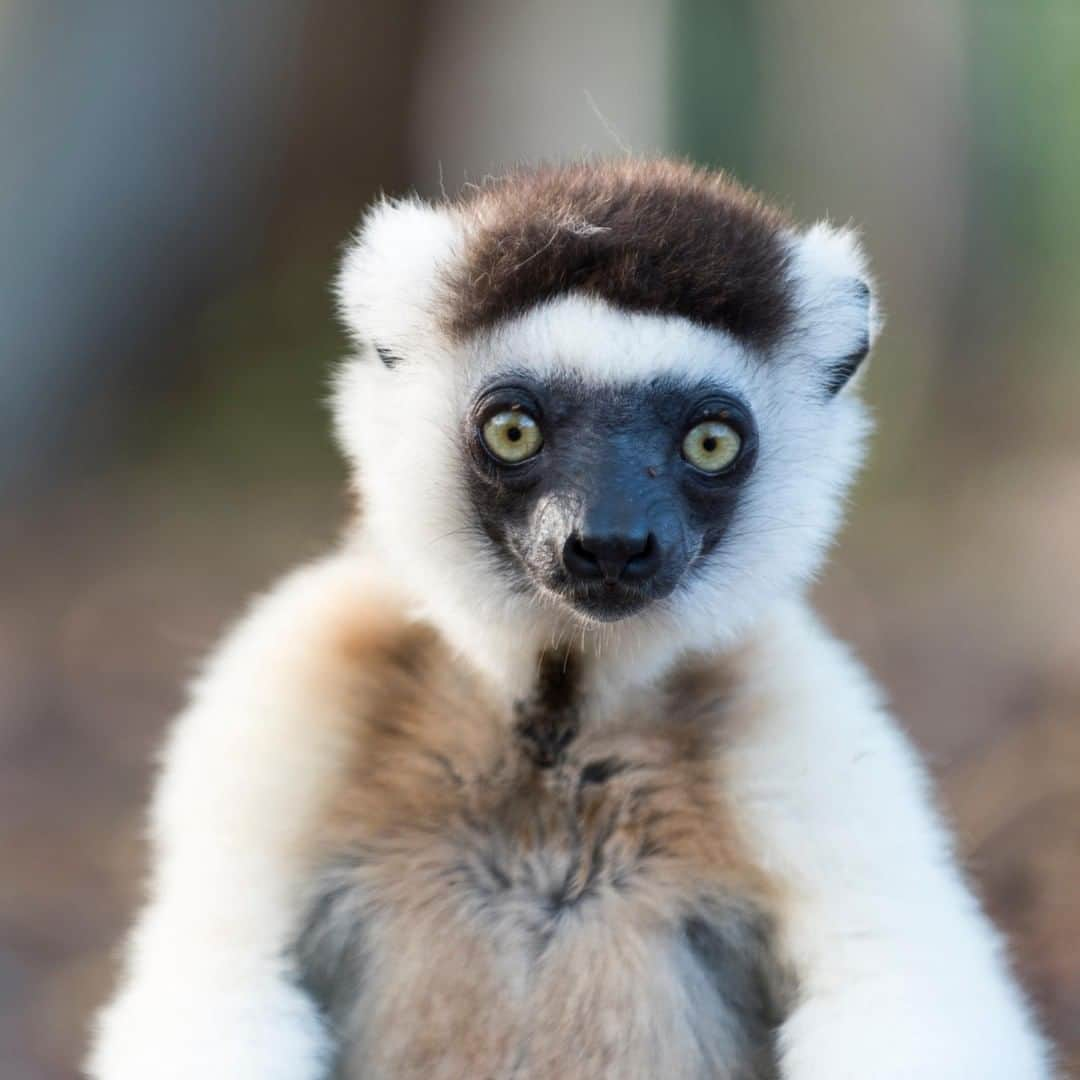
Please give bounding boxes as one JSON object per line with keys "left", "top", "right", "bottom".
{"left": 682, "top": 418, "right": 741, "bottom": 473}
{"left": 482, "top": 408, "right": 542, "bottom": 463}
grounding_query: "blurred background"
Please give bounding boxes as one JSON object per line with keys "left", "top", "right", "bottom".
{"left": 2, "top": 2, "right": 1078, "bottom": 1075}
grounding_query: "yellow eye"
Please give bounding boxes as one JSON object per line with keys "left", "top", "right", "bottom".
{"left": 682, "top": 419, "right": 741, "bottom": 473}
{"left": 481, "top": 408, "right": 543, "bottom": 463}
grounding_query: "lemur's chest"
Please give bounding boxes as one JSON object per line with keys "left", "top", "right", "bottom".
{"left": 297, "top": 629, "right": 787, "bottom": 1079}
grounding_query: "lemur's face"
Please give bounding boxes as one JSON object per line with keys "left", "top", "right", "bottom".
{"left": 333, "top": 162, "right": 878, "bottom": 657}
{"left": 462, "top": 366, "right": 757, "bottom": 621}
{"left": 455, "top": 333, "right": 769, "bottom": 627}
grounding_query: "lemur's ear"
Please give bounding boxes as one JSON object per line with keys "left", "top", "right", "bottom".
{"left": 335, "top": 197, "right": 464, "bottom": 363}
{"left": 787, "top": 223, "right": 881, "bottom": 394}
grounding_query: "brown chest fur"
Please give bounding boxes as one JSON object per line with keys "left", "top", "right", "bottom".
{"left": 296, "top": 625, "right": 790, "bottom": 1079}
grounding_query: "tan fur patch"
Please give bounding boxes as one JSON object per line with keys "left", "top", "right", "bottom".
{"left": 299, "top": 624, "right": 790, "bottom": 1079}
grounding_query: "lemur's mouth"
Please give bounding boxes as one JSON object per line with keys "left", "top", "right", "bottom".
{"left": 543, "top": 573, "right": 679, "bottom": 623}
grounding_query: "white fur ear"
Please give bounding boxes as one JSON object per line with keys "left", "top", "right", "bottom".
{"left": 335, "top": 197, "right": 464, "bottom": 362}
{"left": 786, "top": 223, "right": 881, "bottom": 394}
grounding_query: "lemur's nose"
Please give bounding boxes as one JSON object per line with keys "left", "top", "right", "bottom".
{"left": 563, "top": 529, "right": 661, "bottom": 585}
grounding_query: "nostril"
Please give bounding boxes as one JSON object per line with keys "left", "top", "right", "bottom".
{"left": 622, "top": 532, "right": 660, "bottom": 580}
{"left": 563, "top": 535, "right": 603, "bottom": 579}
{"left": 631, "top": 532, "right": 655, "bottom": 563}
{"left": 569, "top": 536, "right": 598, "bottom": 566}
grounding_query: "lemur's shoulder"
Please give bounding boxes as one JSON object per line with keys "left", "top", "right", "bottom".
{"left": 203, "top": 547, "right": 424, "bottom": 690}
{"left": 153, "top": 549, "right": 428, "bottom": 828}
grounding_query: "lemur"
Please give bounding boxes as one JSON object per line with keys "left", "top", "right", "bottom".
{"left": 88, "top": 159, "right": 1052, "bottom": 1079}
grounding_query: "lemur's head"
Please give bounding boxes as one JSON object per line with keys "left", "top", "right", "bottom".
{"left": 334, "top": 160, "right": 878, "bottom": 668}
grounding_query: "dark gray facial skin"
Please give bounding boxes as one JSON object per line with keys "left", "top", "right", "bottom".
{"left": 462, "top": 372, "right": 759, "bottom": 622}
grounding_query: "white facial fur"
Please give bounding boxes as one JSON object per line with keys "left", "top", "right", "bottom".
{"left": 333, "top": 198, "right": 878, "bottom": 697}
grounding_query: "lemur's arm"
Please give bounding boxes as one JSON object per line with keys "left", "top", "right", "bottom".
{"left": 726, "top": 602, "right": 1052, "bottom": 1080}
{"left": 87, "top": 552, "right": 389, "bottom": 1080}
